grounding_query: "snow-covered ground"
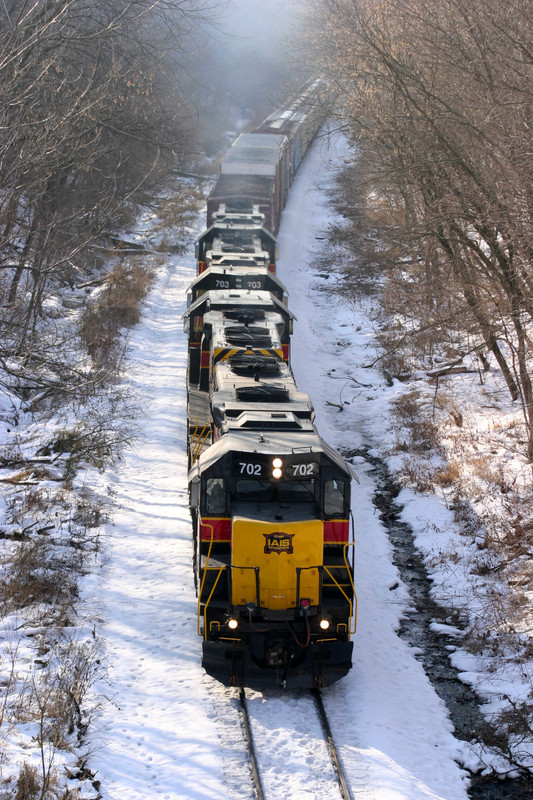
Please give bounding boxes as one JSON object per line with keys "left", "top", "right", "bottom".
{"left": 88, "top": 132, "right": 475, "bottom": 799}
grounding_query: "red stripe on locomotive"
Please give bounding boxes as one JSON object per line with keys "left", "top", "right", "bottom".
{"left": 201, "top": 518, "right": 231, "bottom": 542}
{"left": 324, "top": 519, "right": 350, "bottom": 543}
{"left": 202, "top": 518, "right": 349, "bottom": 544}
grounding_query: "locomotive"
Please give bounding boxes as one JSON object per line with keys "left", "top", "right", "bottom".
{"left": 185, "top": 81, "right": 357, "bottom": 689}
{"left": 196, "top": 203, "right": 278, "bottom": 274}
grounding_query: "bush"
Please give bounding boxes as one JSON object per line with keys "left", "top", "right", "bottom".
{"left": 79, "top": 259, "right": 154, "bottom": 366}
{"left": 15, "top": 763, "right": 39, "bottom": 800}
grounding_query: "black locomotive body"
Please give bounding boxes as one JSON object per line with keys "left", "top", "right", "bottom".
{"left": 195, "top": 204, "right": 278, "bottom": 274}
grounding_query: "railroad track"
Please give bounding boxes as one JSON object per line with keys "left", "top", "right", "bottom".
{"left": 311, "top": 688, "right": 353, "bottom": 800}
{"left": 235, "top": 688, "right": 353, "bottom": 800}
{"left": 239, "top": 689, "right": 265, "bottom": 800}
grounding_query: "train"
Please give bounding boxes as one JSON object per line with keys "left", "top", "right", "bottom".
{"left": 185, "top": 80, "right": 357, "bottom": 690}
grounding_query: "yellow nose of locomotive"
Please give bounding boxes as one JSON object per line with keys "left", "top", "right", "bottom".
{"left": 231, "top": 518, "right": 323, "bottom": 610}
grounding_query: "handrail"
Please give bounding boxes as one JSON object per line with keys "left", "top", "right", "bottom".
{"left": 201, "top": 567, "right": 225, "bottom": 639}
{"left": 343, "top": 539, "right": 357, "bottom": 635}
{"left": 321, "top": 566, "right": 355, "bottom": 635}
{"left": 321, "top": 540, "right": 357, "bottom": 636}
{"left": 189, "top": 419, "right": 211, "bottom": 465}
{"left": 197, "top": 522, "right": 214, "bottom": 636}
{"left": 188, "top": 419, "right": 199, "bottom": 465}
{"left": 295, "top": 545, "right": 357, "bottom": 638}
{"left": 198, "top": 530, "right": 357, "bottom": 639}
{"left": 230, "top": 564, "right": 261, "bottom": 611}
{"left": 197, "top": 523, "right": 226, "bottom": 638}
{"left": 192, "top": 424, "right": 211, "bottom": 464}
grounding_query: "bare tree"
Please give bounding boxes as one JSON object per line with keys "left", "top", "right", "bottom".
{"left": 0, "top": 0, "right": 204, "bottom": 396}
{"left": 306, "top": 0, "right": 533, "bottom": 457}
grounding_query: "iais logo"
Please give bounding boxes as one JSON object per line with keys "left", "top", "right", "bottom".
{"left": 263, "top": 532, "right": 294, "bottom": 555}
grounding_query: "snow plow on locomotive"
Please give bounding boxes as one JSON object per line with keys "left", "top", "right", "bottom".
{"left": 185, "top": 81, "right": 357, "bottom": 689}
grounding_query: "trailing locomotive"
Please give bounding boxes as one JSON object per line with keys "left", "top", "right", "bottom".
{"left": 196, "top": 203, "right": 277, "bottom": 274}
{"left": 186, "top": 81, "right": 357, "bottom": 689}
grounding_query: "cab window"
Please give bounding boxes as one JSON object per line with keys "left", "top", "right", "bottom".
{"left": 206, "top": 478, "right": 227, "bottom": 515}
{"left": 324, "top": 479, "right": 346, "bottom": 517}
{"left": 235, "top": 479, "right": 273, "bottom": 502}
{"left": 278, "top": 480, "right": 315, "bottom": 503}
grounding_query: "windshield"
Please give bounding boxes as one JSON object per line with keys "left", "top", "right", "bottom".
{"left": 278, "top": 480, "right": 315, "bottom": 502}
{"left": 234, "top": 478, "right": 315, "bottom": 503}
{"left": 235, "top": 479, "right": 273, "bottom": 501}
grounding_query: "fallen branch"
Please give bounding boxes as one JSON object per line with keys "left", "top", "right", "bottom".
{"left": 328, "top": 373, "right": 373, "bottom": 388}
{"left": 426, "top": 365, "right": 478, "bottom": 378}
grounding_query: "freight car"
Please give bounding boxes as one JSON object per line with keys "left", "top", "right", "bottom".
{"left": 186, "top": 82, "right": 357, "bottom": 689}
{"left": 255, "top": 78, "right": 328, "bottom": 174}
{"left": 206, "top": 79, "right": 328, "bottom": 234}
{"left": 206, "top": 138, "right": 286, "bottom": 234}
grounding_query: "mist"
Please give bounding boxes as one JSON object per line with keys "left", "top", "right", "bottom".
{"left": 189, "top": 0, "right": 311, "bottom": 155}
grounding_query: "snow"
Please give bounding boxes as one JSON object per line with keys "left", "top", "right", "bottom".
{"left": 87, "top": 131, "right": 473, "bottom": 799}
{"left": 90, "top": 261, "right": 228, "bottom": 799}
{"left": 6, "top": 119, "right": 532, "bottom": 799}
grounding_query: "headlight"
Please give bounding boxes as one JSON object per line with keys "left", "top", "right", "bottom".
{"left": 319, "top": 618, "right": 330, "bottom": 631}
{"left": 272, "top": 457, "right": 283, "bottom": 479}
{"left": 227, "top": 618, "right": 239, "bottom": 630}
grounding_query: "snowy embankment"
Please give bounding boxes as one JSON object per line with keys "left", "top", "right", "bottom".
{"left": 89, "top": 253, "right": 229, "bottom": 799}
{"left": 89, "top": 132, "right": 473, "bottom": 800}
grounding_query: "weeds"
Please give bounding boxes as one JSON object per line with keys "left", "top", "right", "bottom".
{"left": 433, "top": 460, "right": 461, "bottom": 487}
{"left": 150, "top": 186, "right": 204, "bottom": 253}
{"left": 391, "top": 390, "right": 443, "bottom": 458}
{"left": 0, "top": 181, "right": 198, "bottom": 797}
{"left": 1, "top": 537, "right": 78, "bottom": 620}
{"left": 399, "top": 459, "right": 436, "bottom": 493}
{"left": 15, "top": 763, "right": 39, "bottom": 800}
{"left": 0, "top": 435, "right": 109, "bottom": 794}
{"left": 79, "top": 259, "right": 154, "bottom": 368}
{"left": 386, "top": 358, "right": 533, "bottom": 773}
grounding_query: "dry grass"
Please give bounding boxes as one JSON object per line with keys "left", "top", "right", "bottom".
{"left": 433, "top": 460, "right": 461, "bottom": 487}
{"left": 399, "top": 459, "right": 437, "bottom": 493}
{"left": 1, "top": 537, "right": 78, "bottom": 620}
{"left": 79, "top": 259, "right": 155, "bottom": 366}
{"left": 151, "top": 187, "right": 205, "bottom": 254}
{"left": 15, "top": 763, "right": 39, "bottom": 800}
{"left": 0, "top": 183, "right": 198, "bottom": 796}
{"left": 392, "top": 389, "right": 422, "bottom": 422}
{"left": 392, "top": 390, "right": 443, "bottom": 456}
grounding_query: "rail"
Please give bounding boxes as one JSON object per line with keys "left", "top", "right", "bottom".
{"left": 235, "top": 687, "right": 353, "bottom": 800}
{"left": 239, "top": 689, "right": 265, "bottom": 800}
{"left": 312, "top": 688, "right": 354, "bottom": 800}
